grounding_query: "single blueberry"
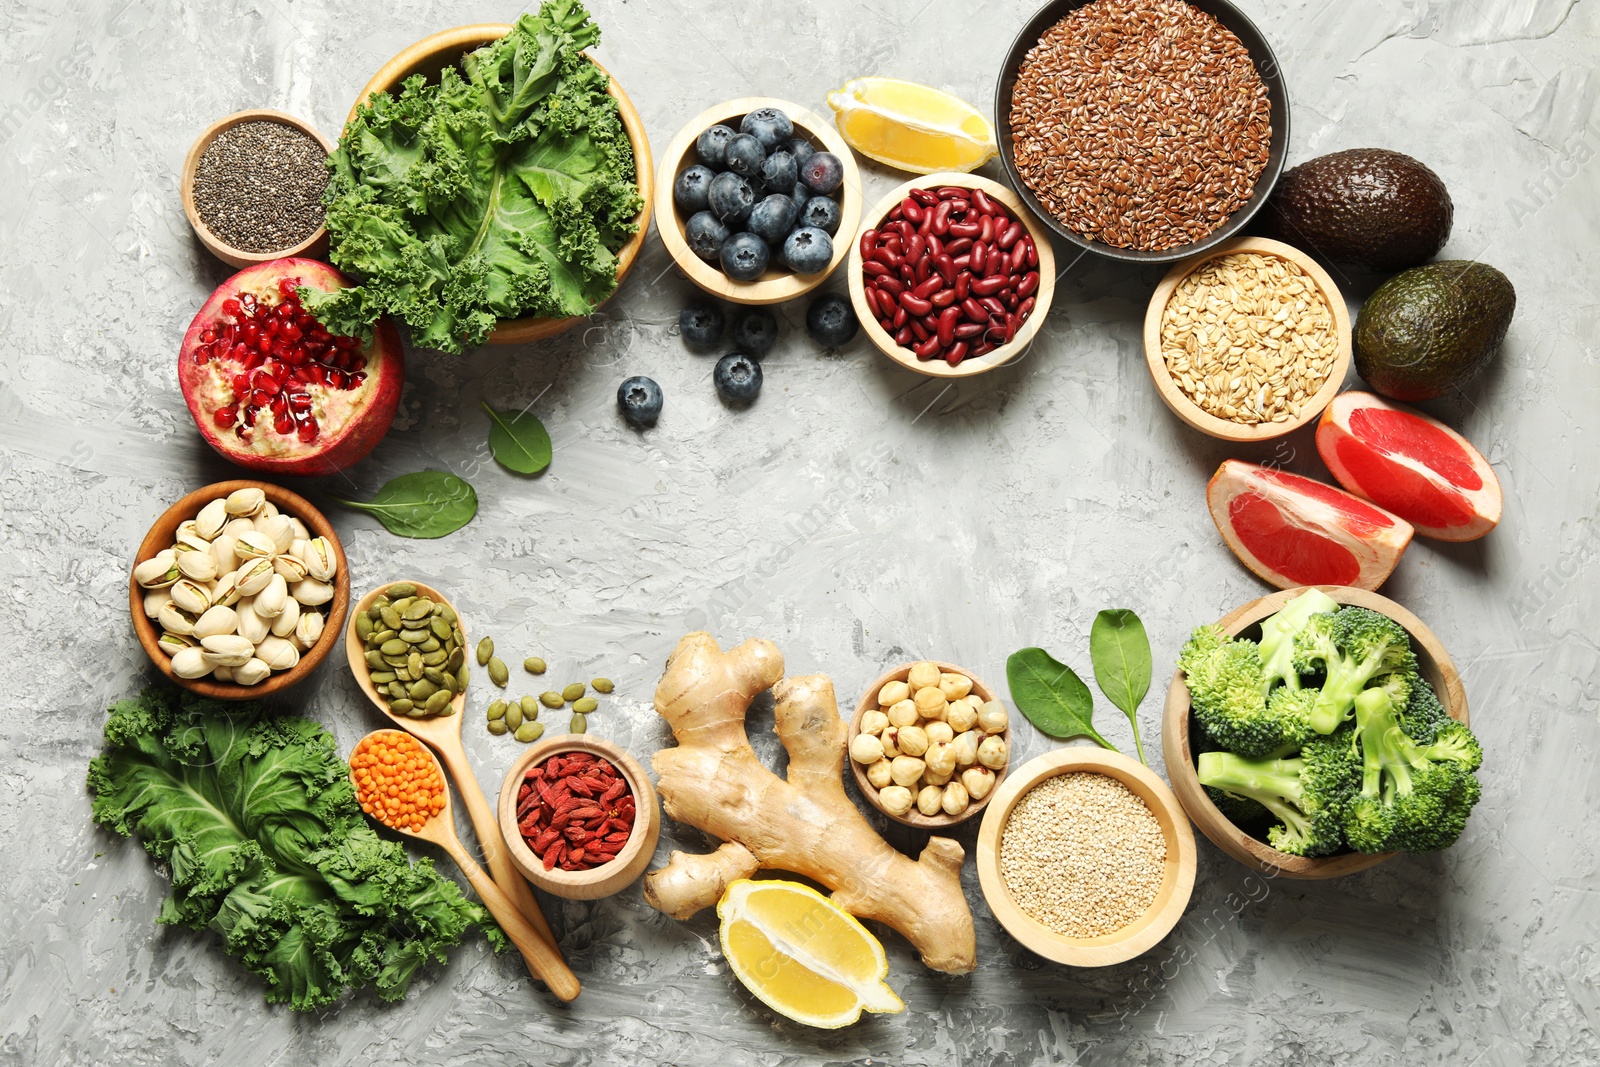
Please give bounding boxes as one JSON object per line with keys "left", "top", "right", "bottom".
{"left": 713, "top": 353, "right": 763, "bottom": 402}
{"left": 731, "top": 308, "right": 779, "bottom": 357}
{"left": 724, "top": 133, "right": 766, "bottom": 179}
{"left": 741, "top": 108, "right": 794, "bottom": 150}
{"left": 679, "top": 301, "right": 726, "bottom": 348}
{"left": 673, "top": 164, "right": 716, "bottom": 213}
{"left": 782, "top": 226, "right": 834, "bottom": 274}
{"left": 720, "top": 232, "right": 770, "bottom": 281}
{"left": 696, "top": 124, "right": 736, "bottom": 168}
{"left": 707, "top": 171, "right": 754, "bottom": 225}
{"left": 617, "top": 375, "right": 663, "bottom": 427}
{"left": 790, "top": 181, "right": 811, "bottom": 215}
{"left": 760, "top": 150, "right": 798, "bottom": 194}
{"left": 684, "top": 210, "right": 730, "bottom": 261}
{"left": 747, "top": 194, "right": 799, "bottom": 246}
{"left": 799, "top": 195, "right": 841, "bottom": 235}
{"left": 788, "top": 137, "right": 816, "bottom": 167}
{"left": 800, "top": 151, "right": 844, "bottom": 194}
{"left": 805, "top": 293, "right": 859, "bottom": 348}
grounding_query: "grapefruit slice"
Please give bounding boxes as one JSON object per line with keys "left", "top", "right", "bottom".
{"left": 1317, "top": 392, "right": 1502, "bottom": 541}
{"left": 1207, "top": 460, "right": 1414, "bottom": 591}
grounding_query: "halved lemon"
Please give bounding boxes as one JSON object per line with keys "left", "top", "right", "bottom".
{"left": 826, "top": 76, "right": 997, "bottom": 174}
{"left": 717, "top": 879, "right": 904, "bottom": 1029}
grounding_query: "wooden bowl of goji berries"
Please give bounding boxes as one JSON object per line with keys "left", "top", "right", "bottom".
{"left": 498, "top": 736, "right": 661, "bottom": 900}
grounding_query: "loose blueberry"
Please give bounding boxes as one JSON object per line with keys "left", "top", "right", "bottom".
{"left": 799, "top": 195, "right": 841, "bottom": 235}
{"left": 713, "top": 353, "right": 763, "bottom": 402}
{"left": 707, "top": 171, "right": 755, "bottom": 225}
{"left": 618, "top": 375, "right": 663, "bottom": 427}
{"left": 740, "top": 108, "right": 794, "bottom": 150}
{"left": 782, "top": 226, "right": 834, "bottom": 274}
{"left": 720, "top": 232, "right": 770, "bottom": 281}
{"left": 806, "top": 293, "right": 859, "bottom": 348}
{"left": 696, "top": 124, "right": 736, "bottom": 168}
{"left": 679, "top": 301, "right": 726, "bottom": 348}
{"left": 788, "top": 137, "right": 816, "bottom": 167}
{"left": 724, "top": 133, "right": 766, "bottom": 179}
{"left": 800, "top": 151, "right": 845, "bottom": 194}
{"left": 684, "top": 210, "right": 730, "bottom": 261}
{"left": 732, "top": 308, "right": 779, "bottom": 357}
{"left": 760, "top": 150, "right": 798, "bottom": 194}
{"left": 673, "top": 165, "right": 716, "bottom": 213}
{"left": 747, "top": 194, "right": 799, "bottom": 246}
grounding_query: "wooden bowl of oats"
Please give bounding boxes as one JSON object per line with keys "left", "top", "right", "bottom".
{"left": 1142, "top": 236, "right": 1351, "bottom": 443}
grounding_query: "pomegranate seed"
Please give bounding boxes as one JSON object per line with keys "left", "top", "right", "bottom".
{"left": 282, "top": 324, "right": 302, "bottom": 342}
{"left": 221, "top": 298, "right": 241, "bottom": 317}
{"left": 230, "top": 342, "right": 249, "bottom": 362}
{"left": 273, "top": 413, "right": 294, "bottom": 435}
{"left": 296, "top": 418, "right": 318, "bottom": 443}
{"left": 269, "top": 393, "right": 288, "bottom": 416}
{"left": 213, "top": 406, "right": 237, "bottom": 428}
{"left": 278, "top": 277, "right": 298, "bottom": 298}
{"left": 242, "top": 405, "right": 260, "bottom": 426}
{"left": 231, "top": 372, "right": 251, "bottom": 394}
{"left": 291, "top": 365, "right": 315, "bottom": 384}
{"left": 242, "top": 323, "right": 261, "bottom": 344}
{"left": 252, "top": 372, "right": 280, "bottom": 396}
{"left": 192, "top": 346, "right": 212, "bottom": 365}
{"left": 242, "top": 351, "right": 265, "bottom": 371}
{"left": 249, "top": 389, "right": 270, "bottom": 408}
{"left": 349, "top": 371, "right": 367, "bottom": 386}
{"left": 287, "top": 392, "right": 313, "bottom": 413}
{"left": 201, "top": 328, "right": 216, "bottom": 344}
{"left": 327, "top": 370, "right": 348, "bottom": 389}
{"left": 281, "top": 347, "right": 307, "bottom": 367}
{"left": 309, "top": 365, "right": 327, "bottom": 385}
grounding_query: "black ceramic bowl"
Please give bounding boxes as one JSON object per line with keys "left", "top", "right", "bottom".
{"left": 995, "top": 0, "right": 1291, "bottom": 265}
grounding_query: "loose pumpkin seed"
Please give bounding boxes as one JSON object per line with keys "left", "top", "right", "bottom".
{"left": 390, "top": 698, "right": 414, "bottom": 714}
{"left": 477, "top": 637, "right": 494, "bottom": 666}
{"left": 572, "top": 696, "right": 597, "bottom": 714}
{"left": 423, "top": 667, "right": 447, "bottom": 686}
{"left": 457, "top": 663, "right": 470, "bottom": 690}
{"left": 487, "top": 700, "right": 508, "bottom": 721}
{"left": 421, "top": 649, "right": 447, "bottom": 667}
{"left": 407, "top": 651, "right": 424, "bottom": 677}
{"left": 540, "top": 691, "right": 564, "bottom": 709}
{"left": 562, "top": 682, "right": 586, "bottom": 702}
{"left": 400, "top": 628, "right": 429, "bottom": 644}
{"left": 431, "top": 617, "right": 453, "bottom": 641}
{"left": 371, "top": 629, "right": 398, "bottom": 645}
{"left": 569, "top": 713, "right": 587, "bottom": 734}
{"left": 524, "top": 657, "right": 546, "bottom": 674}
{"left": 355, "top": 614, "right": 374, "bottom": 641}
{"left": 409, "top": 679, "right": 438, "bottom": 701}
{"left": 380, "top": 606, "right": 402, "bottom": 631}
{"left": 385, "top": 582, "right": 417, "bottom": 598}
{"left": 515, "top": 722, "right": 544, "bottom": 743}
{"left": 488, "top": 719, "right": 510, "bottom": 736}
{"left": 365, "top": 650, "right": 387, "bottom": 671}
{"left": 487, "top": 656, "right": 509, "bottom": 688}
{"left": 370, "top": 671, "right": 397, "bottom": 685}
{"left": 380, "top": 639, "right": 408, "bottom": 657}
{"left": 519, "top": 696, "right": 540, "bottom": 718}
{"left": 446, "top": 647, "right": 465, "bottom": 673}
{"left": 506, "top": 705, "right": 524, "bottom": 731}
{"left": 591, "top": 677, "right": 614, "bottom": 694}
{"left": 386, "top": 681, "right": 407, "bottom": 701}
{"left": 424, "top": 690, "right": 452, "bottom": 715}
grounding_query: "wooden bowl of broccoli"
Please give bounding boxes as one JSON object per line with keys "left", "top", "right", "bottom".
{"left": 1162, "top": 585, "right": 1473, "bottom": 879}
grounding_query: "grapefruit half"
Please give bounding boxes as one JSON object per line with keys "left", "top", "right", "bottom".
{"left": 1207, "top": 459, "right": 1414, "bottom": 591}
{"left": 1317, "top": 391, "right": 1502, "bottom": 541}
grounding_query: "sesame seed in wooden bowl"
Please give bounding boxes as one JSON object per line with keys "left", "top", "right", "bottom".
{"left": 1142, "top": 236, "right": 1352, "bottom": 443}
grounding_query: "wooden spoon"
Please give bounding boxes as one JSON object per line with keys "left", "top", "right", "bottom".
{"left": 351, "top": 730, "right": 580, "bottom": 1001}
{"left": 345, "top": 580, "right": 562, "bottom": 954}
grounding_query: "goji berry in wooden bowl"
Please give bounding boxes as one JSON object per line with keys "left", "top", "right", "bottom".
{"left": 497, "top": 735, "right": 660, "bottom": 900}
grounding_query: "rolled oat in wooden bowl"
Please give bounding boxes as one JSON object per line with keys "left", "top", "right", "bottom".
{"left": 1141, "top": 236, "right": 1351, "bottom": 443}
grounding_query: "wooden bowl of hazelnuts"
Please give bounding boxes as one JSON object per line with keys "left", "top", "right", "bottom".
{"left": 848, "top": 660, "right": 1011, "bottom": 829}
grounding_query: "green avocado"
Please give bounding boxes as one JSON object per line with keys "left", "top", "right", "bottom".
{"left": 1354, "top": 261, "right": 1515, "bottom": 401}
{"left": 1264, "top": 149, "right": 1453, "bottom": 272}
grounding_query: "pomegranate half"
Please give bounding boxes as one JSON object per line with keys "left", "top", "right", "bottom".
{"left": 179, "top": 258, "right": 402, "bottom": 476}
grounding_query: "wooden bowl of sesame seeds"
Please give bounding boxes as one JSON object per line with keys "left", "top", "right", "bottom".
{"left": 975, "top": 747, "right": 1196, "bottom": 967}
{"left": 1142, "top": 236, "right": 1352, "bottom": 442}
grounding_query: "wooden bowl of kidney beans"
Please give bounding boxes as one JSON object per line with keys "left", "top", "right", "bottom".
{"left": 847, "top": 173, "right": 1056, "bottom": 378}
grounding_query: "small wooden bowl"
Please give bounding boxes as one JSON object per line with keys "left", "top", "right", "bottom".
{"left": 975, "top": 747, "right": 1197, "bottom": 966}
{"left": 848, "top": 660, "right": 1009, "bottom": 829}
{"left": 848, "top": 173, "right": 1056, "bottom": 378}
{"left": 181, "top": 109, "right": 333, "bottom": 268}
{"left": 498, "top": 735, "right": 661, "bottom": 900}
{"left": 1142, "top": 236, "right": 1351, "bottom": 442}
{"left": 346, "top": 24, "right": 654, "bottom": 345}
{"left": 1162, "top": 585, "right": 1469, "bottom": 879}
{"left": 655, "top": 97, "right": 861, "bottom": 305}
{"left": 130, "top": 480, "right": 350, "bottom": 699}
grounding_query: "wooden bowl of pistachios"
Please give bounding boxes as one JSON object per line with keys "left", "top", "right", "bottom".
{"left": 129, "top": 480, "right": 349, "bottom": 699}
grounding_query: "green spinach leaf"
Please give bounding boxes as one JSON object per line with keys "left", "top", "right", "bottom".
{"left": 482, "top": 401, "right": 552, "bottom": 474}
{"left": 1090, "top": 609, "right": 1152, "bottom": 764}
{"left": 1006, "top": 647, "right": 1115, "bottom": 750}
{"left": 330, "top": 471, "right": 478, "bottom": 539}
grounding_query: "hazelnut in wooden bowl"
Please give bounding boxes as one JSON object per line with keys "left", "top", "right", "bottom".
{"left": 656, "top": 97, "right": 862, "bottom": 305}
{"left": 1142, "top": 236, "right": 1351, "bottom": 443}
{"left": 848, "top": 172, "right": 1055, "bottom": 378}
{"left": 347, "top": 23, "right": 654, "bottom": 345}
{"left": 1162, "top": 585, "right": 1469, "bottom": 879}
{"left": 975, "top": 746, "right": 1196, "bottom": 967}
{"left": 848, "top": 660, "right": 1010, "bottom": 828}
{"left": 130, "top": 480, "right": 349, "bottom": 699}
{"left": 499, "top": 735, "right": 661, "bottom": 900}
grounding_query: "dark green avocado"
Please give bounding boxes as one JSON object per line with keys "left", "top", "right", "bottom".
{"left": 1264, "top": 149, "right": 1453, "bottom": 272}
{"left": 1354, "top": 261, "right": 1515, "bottom": 401}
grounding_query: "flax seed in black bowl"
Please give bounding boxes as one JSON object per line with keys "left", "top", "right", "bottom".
{"left": 995, "top": 0, "right": 1290, "bottom": 265}
{"left": 181, "top": 109, "right": 333, "bottom": 268}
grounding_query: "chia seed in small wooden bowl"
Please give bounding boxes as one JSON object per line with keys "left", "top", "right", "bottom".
{"left": 181, "top": 110, "right": 333, "bottom": 268}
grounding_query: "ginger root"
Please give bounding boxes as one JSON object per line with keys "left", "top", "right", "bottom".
{"left": 643, "top": 632, "right": 977, "bottom": 974}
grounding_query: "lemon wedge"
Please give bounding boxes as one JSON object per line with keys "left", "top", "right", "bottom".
{"left": 826, "top": 76, "right": 997, "bottom": 174}
{"left": 717, "top": 879, "right": 905, "bottom": 1029}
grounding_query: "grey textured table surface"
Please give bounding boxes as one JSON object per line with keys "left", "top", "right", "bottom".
{"left": 2, "top": 0, "right": 1596, "bottom": 1064}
